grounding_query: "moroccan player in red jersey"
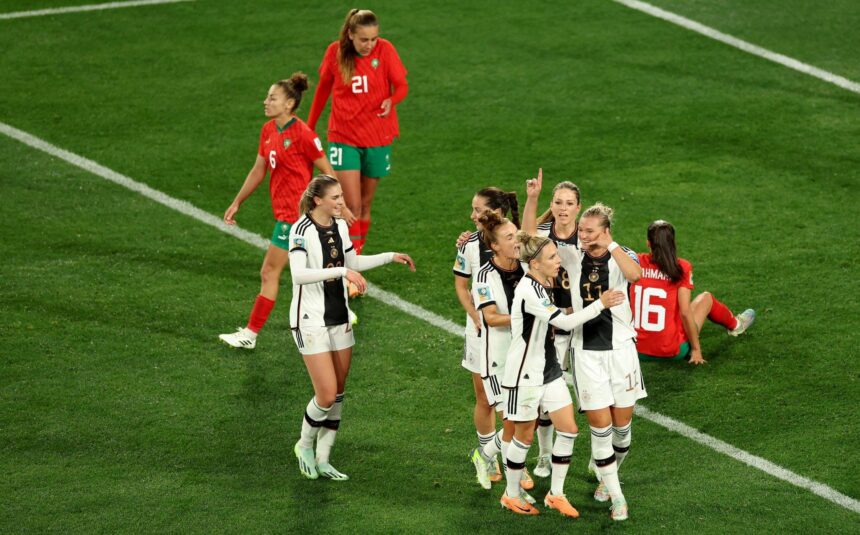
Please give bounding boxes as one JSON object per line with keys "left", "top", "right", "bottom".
{"left": 307, "top": 9, "right": 408, "bottom": 256}
{"left": 630, "top": 220, "right": 756, "bottom": 364}
{"left": 219, "top": 73, "right": 335, "bottom": 350}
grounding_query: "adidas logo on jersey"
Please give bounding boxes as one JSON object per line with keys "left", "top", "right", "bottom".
{"left": 328, "top": 237, "right": 335, "bottom": 244}
{"left": 303, "top": 314, "right": 309, "bottom": 319}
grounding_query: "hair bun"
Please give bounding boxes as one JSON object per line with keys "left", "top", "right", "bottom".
{"left": 289, "top": 71, "right": 309, "bottom": 92}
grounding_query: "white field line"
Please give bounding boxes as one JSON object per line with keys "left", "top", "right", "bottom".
{"left": 613, "top": 0, "right": 860, "bottom": 95}
{"left": 0, "top": 0, "right": 194, "bottom": 21}
{"left": 2, "top": 119, "right": 858, "bottom": 515}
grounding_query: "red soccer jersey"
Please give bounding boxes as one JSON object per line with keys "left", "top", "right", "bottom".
{"left": 307, "top": 38, "right": 408, "bottom": 147}
{"left": 630, "top": 254, "right": 695, "bottom": 357}
{"left": 257, "top": 117, "right": 325, "bottom": 223}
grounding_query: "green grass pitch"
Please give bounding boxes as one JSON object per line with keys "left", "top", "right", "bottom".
{"left": 1, "top": 0, "right": 858, "bottom": 532}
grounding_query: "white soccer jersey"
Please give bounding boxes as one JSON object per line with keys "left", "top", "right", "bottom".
{"left": 288, "top": 214, "right": 353, "bottom": 329}
{"left": 568, "top": 246, "right": 640, "bottom": 352}
{"left": 502, "top": 275, "right": 565, "bottom": 389}
{"left": 472, "top": 259, "right": 527, "bottom": 378}
{"left": 453, "top": 231, "right": 494, "bottom": 338}
{"left": 537, "top": 221, "right": 580, "bottom": 335}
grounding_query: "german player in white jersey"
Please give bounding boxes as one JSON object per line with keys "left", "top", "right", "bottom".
{"left": 289, "top": 175, "right": 415, "bottom": 481}
{"left": 558, "top": 202, "right": 644, "bottom": 521}
{"left": 465, "top": 211, "right": 534, "bottom": 499}
{"left": 521, "top": 169, "right": 582, "bottom": 477}
{"left": 453, "top": 187, "right": 520, "bottom": 483}
{"left": 498, "top": 231, "right": 625, "bottom": 517}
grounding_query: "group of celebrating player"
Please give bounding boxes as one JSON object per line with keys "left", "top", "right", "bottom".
{"left": 456, "top": 173, "right": 755, "bottom": 520}
{"left": 212, "top": 7, "right": 756, "bottom": 523}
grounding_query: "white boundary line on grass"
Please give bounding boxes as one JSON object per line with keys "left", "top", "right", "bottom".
{"left": 613, "top": 0, "right": 860, "bottom": 96}
{"left": 0, "top": 0, "right": 194, "bottom": 21}
{"left": 1, "top": 119, "right": 858, "bottom": 515}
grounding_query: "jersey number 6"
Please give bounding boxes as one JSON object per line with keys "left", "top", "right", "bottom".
{"left": 268, "top": 149, "right": 277, "bottom": 169}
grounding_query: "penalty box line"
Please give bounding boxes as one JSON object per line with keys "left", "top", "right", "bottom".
{"left": 0, "top": 119, "right": 857, "bottom": 515}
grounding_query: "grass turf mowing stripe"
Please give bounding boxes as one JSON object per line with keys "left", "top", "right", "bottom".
{"left": 0, "top": 0, "right": 194, "bottom": 21}
{"left": 613, "top": 0, "right": 860, "bottom": 95}
{"left": 2, "top": 118, "right": 858, "bottom": 516}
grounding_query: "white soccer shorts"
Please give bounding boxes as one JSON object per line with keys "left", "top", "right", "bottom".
{"left": 505, "top": 377, "right": 572, "bottom": 422}
{"left": 573, "top": 339, "right": 647, "bottom": 411}
{"left": 461, "top": 330, "right": 481, "bottom": 374}
{"left": 292, "top": 323, "right": 355, "bottom": 356}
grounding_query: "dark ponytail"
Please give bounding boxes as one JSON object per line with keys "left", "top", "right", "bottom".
{"left": 647, "top": 220, "right": 683, "bottom": 282}
{"left": 337, "top": 9, "right": 379, "bottom": 84}
{"left": 275, "top": 71, "right": 310, "bottom": 112}
{"left": 476, "top": 187, "right": 520, "bottom": 228}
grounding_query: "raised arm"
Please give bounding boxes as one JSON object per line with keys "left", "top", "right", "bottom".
{"left": 521, "top": 168, "right": 543, "bottom": 234}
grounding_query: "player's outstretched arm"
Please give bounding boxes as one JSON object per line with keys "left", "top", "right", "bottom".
{"left": 224, "top": 155, "right": 267, "bottom": 225}
{"left": 549, "top": 290, "right": 625, "bottom": 331}
{"left": 289, "top": 249, "right": 365, "bottom": 290}
{"left": 345, "top": 250, "right": 415, "bottom": 272}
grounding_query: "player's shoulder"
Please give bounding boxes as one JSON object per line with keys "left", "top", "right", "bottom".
{"left": 678, "top": 257, "right": 693, "bottom": 272}
{"left": 458, "top": 231, "right": 481, "bottom": 253}
{"left": 475, "top": 260, "right": 498, "bottom": 283}
{"left": 537, "top": 222, "right": 552, "bottom": 234}
{"left": 292, "top": 215, "right": 315, "bottom": 236}
{"left": 376, "top": 37, "right": 395, "bottom": 52}
{"left": 260, "top": 119, "right": 276, "bottom": 134}
{"left": 324, "top": 40, "right": 339, "bottom": 57}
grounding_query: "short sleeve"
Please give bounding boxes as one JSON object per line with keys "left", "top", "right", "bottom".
{"left": 681, "top": 260, "right": 694, "bottom": 290}
{"left": 472, "top": 279, "right": 496, "bottom": 310}
{"left": 453, "top": 243, "right": 472, "bottom": 278}
{"left": 302, "top": 127, "right": 325, "bottom": 161}
{"left": 257, "top": 124, "right": 268, "bottom": 158}
{"left": 523, "top": 284, "right": 561, "bottom": 322}
{"left": 621, "top": 245, "right": 639, "bottom": 264}
{"left": 288, "top": 224, "right": 307, "bottom": 254}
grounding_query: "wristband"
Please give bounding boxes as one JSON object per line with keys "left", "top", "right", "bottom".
{"left": 608, "top": 241, "right": 619, "bottom": 252}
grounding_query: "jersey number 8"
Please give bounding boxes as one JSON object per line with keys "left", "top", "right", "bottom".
{"left": 632, "top": 286, "right": 667, "bottom": 331}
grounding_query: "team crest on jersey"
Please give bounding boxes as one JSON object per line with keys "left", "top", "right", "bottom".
{"left": 588, "top": 270, "right": 600, "bottom": 282}
{"left": 330, "top": 247, "right": 339, "bottom": 259}
{"left": 292, "top": 237, "right": 305, "bottom": 249}
{"left": 283, "top": 139, "right": 291, "bottom": 149}
{"left": 477, "top": 287, "right": 490, "bottom": 302}
{"left": 371, "top": 58, "right": 379, "bottom": 69}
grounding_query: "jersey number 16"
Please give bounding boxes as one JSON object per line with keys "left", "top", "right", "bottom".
{"left": 632, "top": 286, "right": 667, "bottom": 331}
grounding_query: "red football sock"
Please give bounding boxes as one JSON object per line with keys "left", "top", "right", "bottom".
{"left": 247, "top": 294, "right": 275, "bottom": 333}
{"left": 708, "top": 297, "right": 738, "bottom": 330}
{"left": 348, "top": 221, "right": 362, "bottom": 253}
{"left": 358, "top": 219, "right": 371, "bottom": 253}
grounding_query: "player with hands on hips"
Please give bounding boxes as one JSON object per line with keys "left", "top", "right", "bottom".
{"left": 288, "top": 174, "right": 414, "bottom": 481}
{"left": 219, "top": 73, "right": 334, "bottom": 350}
{"left": 498, "top": 231, "right": 624, "bottom": 518}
